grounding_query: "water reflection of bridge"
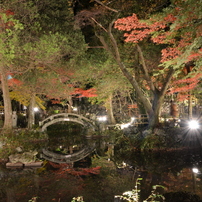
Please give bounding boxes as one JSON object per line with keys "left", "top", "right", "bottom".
{"left": 41, "top": 143, "right": 96, "bottom": 164}
{"left": 39, "top": 113, "right": 96, "bottom": 132}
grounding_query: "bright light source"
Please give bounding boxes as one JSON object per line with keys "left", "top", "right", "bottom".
{"left": 97, "top": 116, "right": 107, "bottom": 122}
{"left": 188, "top": 120, "right": 200, "bottom": 129}
{"left": 192, "top": 167, "right": 199, "bottom": 174}
{"left": 34, "top": 107, "right": 39, "bottom": 112}
{"left": 120, "top": 123, "right": 130, "bottom": 129}
{"left": 131, "top": 117, "right": 135, "bottom": 123}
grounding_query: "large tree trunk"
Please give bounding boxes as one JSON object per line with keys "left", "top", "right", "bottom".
{"left": 27, "top": 94, "right": 36, "bottom": 129}
{"left": 0, "top": 66, "right": 12, "bottom": 130}
{"left": 148, "top": 91, "right": 164, "bottom": 128}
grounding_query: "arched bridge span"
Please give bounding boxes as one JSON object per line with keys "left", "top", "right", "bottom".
{"left": 39, "top": 113, "right": 96, "bottom": 132}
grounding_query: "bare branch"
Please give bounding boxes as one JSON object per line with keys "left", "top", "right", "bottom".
{"left": 94, "top": 0, "right": 119, "bottom": 13}
{"left": 87, "top": 46, "right": 104, "bottom": 49}
{"left": 91, "top": 17, "right": 108, "bottom": 32}
{"left": 136, "top": 44, "right": 155, "bottom": 92}
{"left": 160, "top": 68, "right": 175, "bottom": 96}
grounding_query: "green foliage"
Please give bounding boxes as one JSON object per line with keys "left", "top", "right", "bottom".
{"left": 10, "top": 92, "right": 45, "bottom": 110}
{"left": 1, "top": 0, "right": 87, "bottom": 119}
{"left": 0, "top": 10, "right": 23, "bottom": 64}
{"left": 114, "top": 132, "right": 143, "bottom": 158}
{"left": 140, "top": 128, "right": 182, "bottom": 150}
{"left": 115, "top": 178, "right": 165, "bottom": 202}
{"left": 140, "top": 134, "right": 167, "bottom": 150}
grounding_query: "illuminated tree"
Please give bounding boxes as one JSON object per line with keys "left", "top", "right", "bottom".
{"left": 0, "top": 0, "right": 87, "bottom": 129}
{"left": 0, "top": 8, "right": 23, "bottom": 130}
{"left": 77, "top": 0, "right": 202, "bottom": 129}
{"left": 114, "top": 0, "right": 202, "bottom": 126}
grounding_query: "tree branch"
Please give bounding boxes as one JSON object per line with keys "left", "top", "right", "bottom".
{"left": 107, "top": 21, "right": 153, "bottom": 115}
{"left": 91, "top": 17, "right": 108, "bottom": 32}
{"left": 136, "top": 44, "right": 155, "bottom": 92}
{"left": 160, "top": 68, "right": 175, "bottom": 96}
{"left": 94, "top": 0, "right": 119, "bottom": 13}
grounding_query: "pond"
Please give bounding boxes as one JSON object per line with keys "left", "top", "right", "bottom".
{"left": 0, "top": 122, "right": 202, "bottom": 202}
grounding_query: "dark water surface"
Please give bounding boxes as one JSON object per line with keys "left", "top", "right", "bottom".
{"left": 1, "top": 124, "right": 202, "bottom": 202}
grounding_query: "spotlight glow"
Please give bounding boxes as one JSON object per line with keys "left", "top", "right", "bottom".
{"left": 73, "top": 107, "right": 78, "bottom": 111}
{"left": 192, "top": 167, "right": 199, "bottom": 174}
{"left": 97, "top": 116, "right": 107, "bottom": 122}
{"left": 120, "top": 123, "right": 130, "bottom": 129}
{"left": 33, "top": 107, "right": 39, "bottom": 112}
{"left": 188, "top": 120, "right": 200, "bottom": 129}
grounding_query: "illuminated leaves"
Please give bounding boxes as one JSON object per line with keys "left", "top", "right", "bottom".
{"left": 167, "top": 73, "right": 202, "bottom": 101}
{"left": 114, "top": 14, "right": 152, "bottom": 43}
{"left": 114, "top": 0, "right": 202, "bottom": 101}
{"left": 114, "top": 0, "right": 202, "bottom": 66}
{"left": 71, "top": 88, "right": 97, "bottom": 98}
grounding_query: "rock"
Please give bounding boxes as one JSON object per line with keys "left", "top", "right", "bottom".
{"left": 142, "top": 129, "right": 152, "bottom": 137}
{"left": 24, "top": 161, "right": 43, "bottom": 167}
{"left": 15, "top": 147, "right": 23, "bottom": 153}
{"left": 9, "top": 150, "right": 38, "bottom": 164}
{"left": 6, "top": 162, "right": 24, "bottom": 168}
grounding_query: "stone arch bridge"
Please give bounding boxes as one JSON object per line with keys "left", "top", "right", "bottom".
{"left": 39, "top": 113, "right": 97, "bottom": 163}
{"left": 39, "top": 113, "right": 96, "bottom": 132}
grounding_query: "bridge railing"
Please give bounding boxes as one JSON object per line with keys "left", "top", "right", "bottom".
{"left": 39, "top": 113, "right": 95, "bottom": 127}
{"left": 39, "top": 113, "right": 97, "bottom": 132}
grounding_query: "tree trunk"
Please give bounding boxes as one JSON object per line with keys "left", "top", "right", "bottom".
{"left": 188, "top": 93, "right": 193, "bottom": 119}
{"left": 106, "top": 94, "right": 116, "bottom": 124}
{"left": 0, "top": 66, "right": 12, "bottom": 130}
{"left": 67, "top": 95, "right": 73, "bottom": 113}
{"left": 148, "top": 91, "right": 164, "bottom": 128}
{"left": 27, "top": 94, "right": 36, "bottom": 129}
